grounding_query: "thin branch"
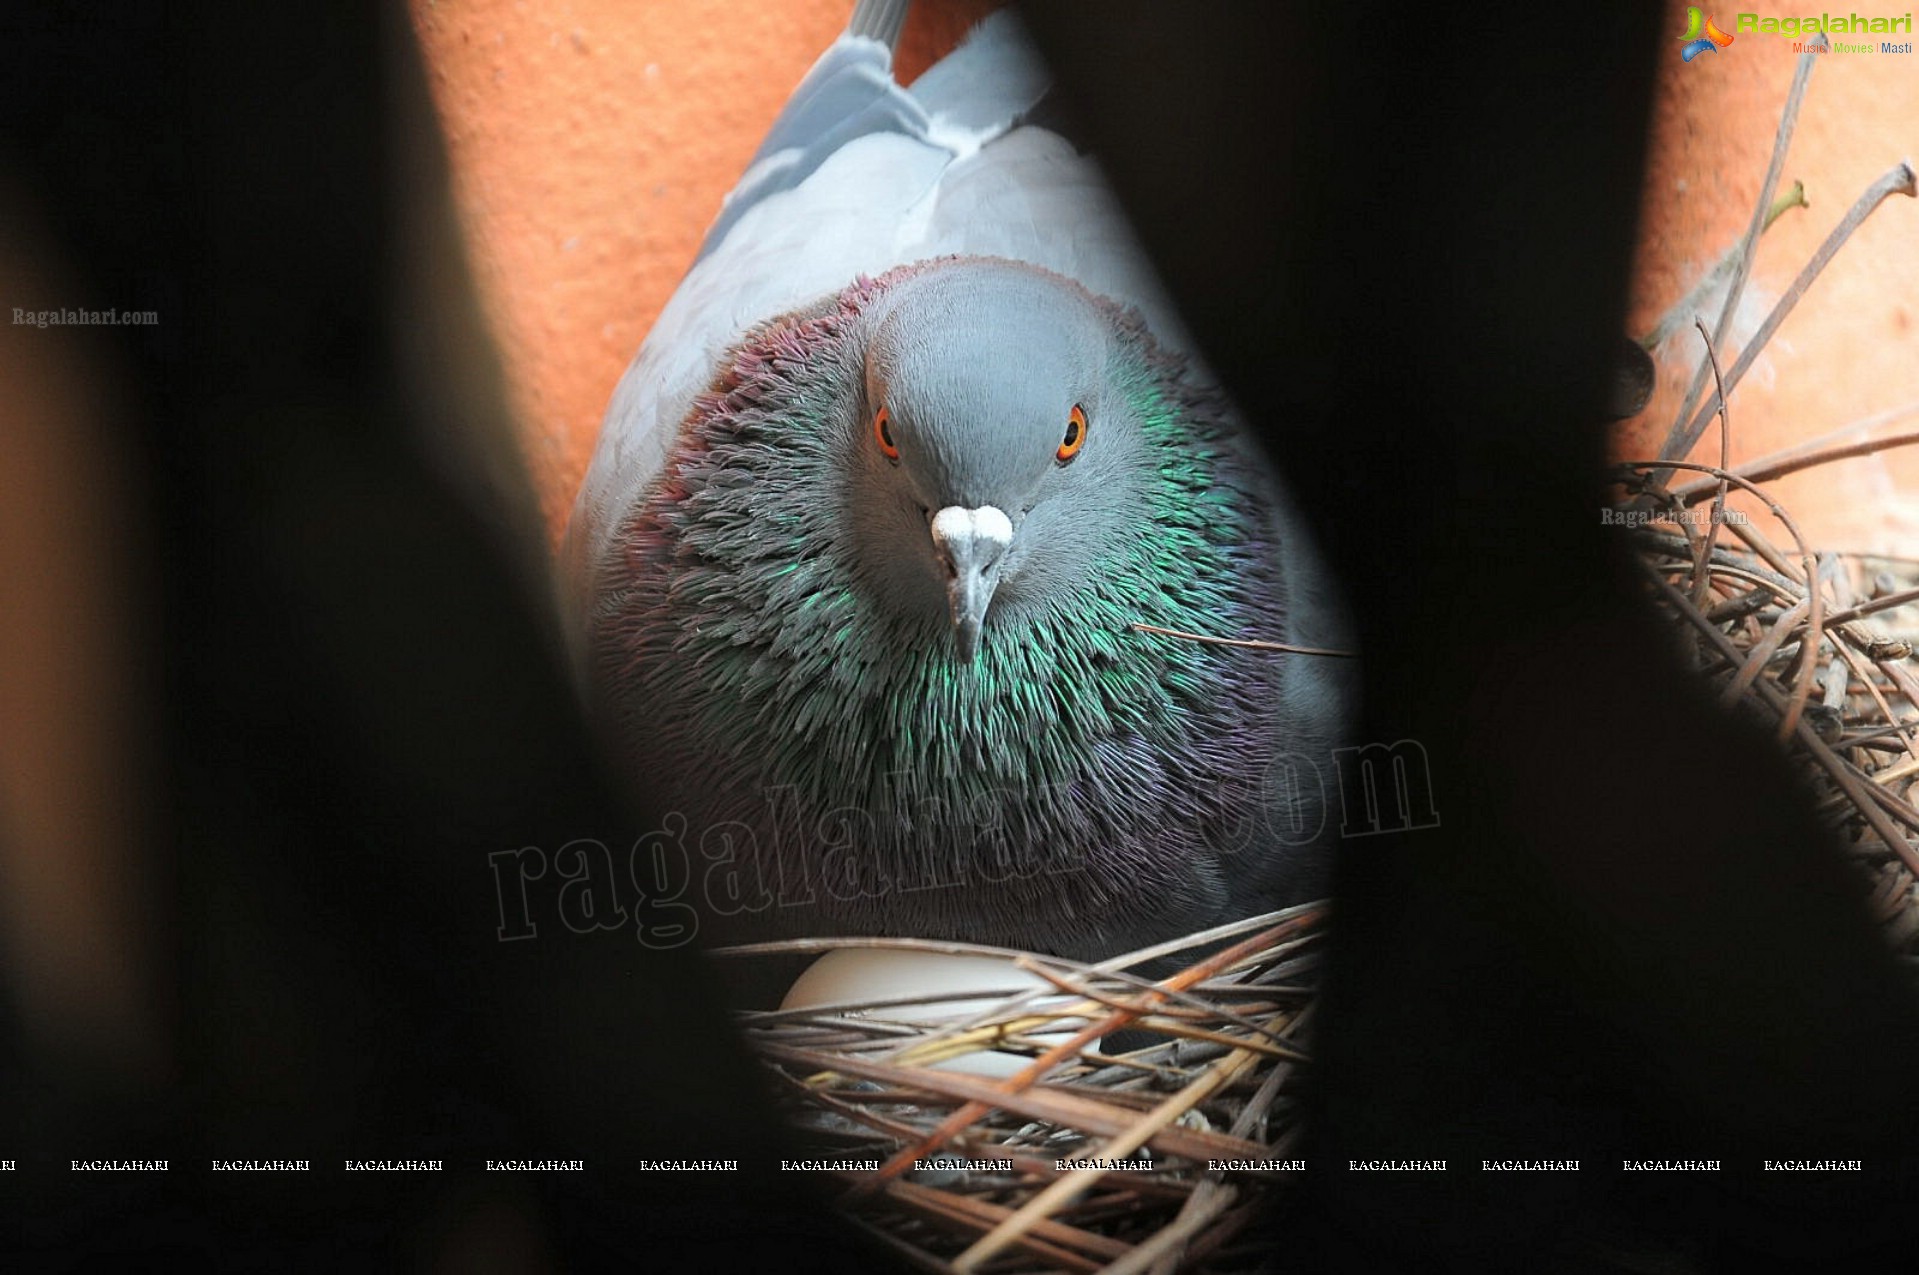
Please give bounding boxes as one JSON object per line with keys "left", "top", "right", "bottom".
{"left": 852, "top": 922, "right": 1297, "bottom": 1195}
{"left": 1655, "top": 160, "right": 1919, "bottom": 477}
{"left": 1621, "top": 459, "right": 1823, "bottom": 741}
{"left": 951, "top": 1048, "right": 1260, "bottom": 1272}
{"left": 1129, "top": 623, "right": 1357, "bottom": 658}
{"left": 1687, "top": 317, "right": 1734, "bottom": 607}
{"left": 1821, "top": 586, "right": 1919, "bottom": 629}
{"left": 1659, "top": 34, "right": 1828, "bottom": 463}
{"left": 1672, "top": 409, "right": 1919, "bottom": 500}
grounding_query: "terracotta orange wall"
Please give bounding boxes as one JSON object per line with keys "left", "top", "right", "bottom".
{"left": 408, "top": 0, "right": 996, "bottom": 548}
{"left": 1626, "top": 2, "right": 1919, "bottom": 554}
{"left": 413, "top": 1, "right": 1919, "bottom": 556}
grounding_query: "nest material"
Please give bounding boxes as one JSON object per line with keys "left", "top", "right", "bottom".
{"left": 722, "top": 904, "right": 1324, "bottom": 1275}
{"left": 1618, "top": 463, "right": 1919, "bottom": 956}
{"left": 717, "top": 479, "right": 1919, "bottom": 1274}
{"left": 1613, "top": 42, "right": 1919, "bottom": 957}
{"left": 718, "top": 474, "right": 1919, "bottom": 1274}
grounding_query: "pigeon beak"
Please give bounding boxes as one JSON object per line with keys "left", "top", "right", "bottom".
{"left": 929, "top": 505, "right": 1014, "bottom": 661}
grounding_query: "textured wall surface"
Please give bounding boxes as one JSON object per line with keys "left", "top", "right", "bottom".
{"left": 1625, "top": 2, "right": 1919, "bottom": 553}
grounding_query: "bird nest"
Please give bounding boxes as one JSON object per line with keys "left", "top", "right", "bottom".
{"left": 719, "top": 904, "right": 1324, "bottom": 1274}
{"left": 1613, "top": 461, "right": 1919, "bottom": 956}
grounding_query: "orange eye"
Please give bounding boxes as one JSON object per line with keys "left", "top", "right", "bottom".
{"left": 1057, "top": 404, "right": 1088, "bottom": 462}
{"left": 874, "top": 405, "right": 899, "bottom": 460}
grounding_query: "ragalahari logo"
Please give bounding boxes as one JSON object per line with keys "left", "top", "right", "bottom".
{"left": 1680, "top": 7, "right": 1737, "bottom": 58}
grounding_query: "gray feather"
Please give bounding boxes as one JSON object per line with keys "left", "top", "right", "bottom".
{"left": 695, "top": 35, "right": 928, "bottom": 264}
{"left": 907, "top": 8, "right": 1049, "bottom": 142}
{"left": 846, "top": 0, "right": 910, "bottom": 45}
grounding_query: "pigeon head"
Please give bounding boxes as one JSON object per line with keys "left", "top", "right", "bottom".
{"left": 855, "top": 259, "right": 1135, "bottom": 661}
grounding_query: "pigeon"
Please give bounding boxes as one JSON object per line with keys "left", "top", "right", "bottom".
{"left": 565, "top": 1, "right": 1353, "bottom": 961}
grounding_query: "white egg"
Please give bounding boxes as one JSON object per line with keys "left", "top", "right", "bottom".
{"left": 781, "top": 949, "right": 1096, "bottom": 1078}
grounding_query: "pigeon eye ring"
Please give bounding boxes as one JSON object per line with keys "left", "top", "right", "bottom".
{"left": 874, "top": 405, "right": 900, "bottom": 461}
{"left": 1057, "top": 403, "right": 1088, "bottom": 462}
